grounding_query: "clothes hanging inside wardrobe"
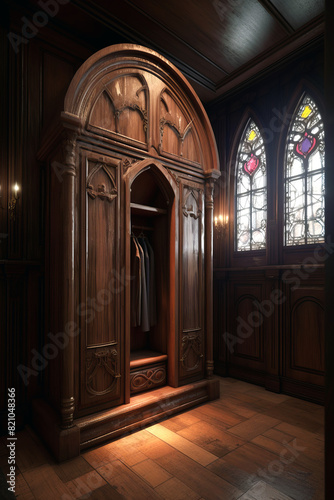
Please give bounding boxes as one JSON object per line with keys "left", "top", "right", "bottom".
{"left": 131, "top": 234, "right": 157, "bottom": 332}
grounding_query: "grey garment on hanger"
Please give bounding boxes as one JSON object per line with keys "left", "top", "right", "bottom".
{"left": 136, "top": 238, "right": 150, "bottom": 332}
{"left": 131, "top": 236, "right": 141, "bottom": 327}
{"left": 145, "top": 238, "right": 157, "bottom": 326}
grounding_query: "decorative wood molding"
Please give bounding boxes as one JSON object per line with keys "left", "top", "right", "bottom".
{"left": 60, "top": 397, "right": 75, "bottom": 429}
{"left": 182, "top": 188, "right": 202, "bottom": 219}
{"left": 180, "top": 332, "right": 203, "bottom": 371}
{"left": 130, "top": 364, "right": 166, "bottom": 394}
{"left": 166, "top": 167, "right": 181, "bottom": 187}
{"left": 115, "top": 103, "right": 148, "bottom": 134}
{"left": 86, "top": 347, "right": 120, "bottom": 396}
{"left": 86, "top": 163, "right": 117, "bottom": 202}
{"left": 61, "top": 131, "right": 78, "bottom": 177}
{"left": 122, "top": 157, "right": 139, "bottom": 175}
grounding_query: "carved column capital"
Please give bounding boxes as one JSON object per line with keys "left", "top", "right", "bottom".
{"left": 61, "top": 131, "right": 78, "bottom": 176}
{"left": 205, "top": 178, "right": 215, "bottom": 208}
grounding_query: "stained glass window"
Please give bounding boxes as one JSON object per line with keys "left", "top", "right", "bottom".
{"left": 235, "top": 120, "right": 267, "bottom": 251}
{"left": 284, "top": 95, "right": 325, "bottom": 246}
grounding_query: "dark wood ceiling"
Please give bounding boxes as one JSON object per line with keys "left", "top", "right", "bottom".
{"left": 9, "top": 0, "right": 325, "bottom": 103}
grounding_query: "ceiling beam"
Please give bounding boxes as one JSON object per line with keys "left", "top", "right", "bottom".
{"left": 257, "top": 0, "right": 295, "bottom": 34}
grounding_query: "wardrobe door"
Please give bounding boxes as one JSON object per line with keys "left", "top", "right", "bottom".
{"left": 78, "top": 150, "right": 124, "bottom": 412}
{"left": 179, "top": 181, "right": 205, "bottom": 382}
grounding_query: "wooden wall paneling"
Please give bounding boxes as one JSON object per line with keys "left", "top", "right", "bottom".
{"left": 24, "top": 42, "right": 43, "bottom": 261}
{"left": 5, "top": 263, "right": 27, "bottom": 430}
{"left": 263, "top": 270, "right": 281, "bottom": 392}
{"left": 0, "top": 27, "right": 8, "bottom": 260}
{"left": 227, "top": 277, "right": 266, "bottom": 385}
{"left": 282, "top": 269, "right": 325, "bottom": 401}
{"left": 42, "top": 50, "right": 76, "bottom": 129}
{"left": 213, "top": 274, "right": 228, "bottom": 376}
{"left": 0, "top": 266, "right": 7, "bottom": 432}
{"left": 179, "top": 181, "right": 205, "bottom": 382}
{"left": 8, "top": 35, "right": 25, "bottom": 259}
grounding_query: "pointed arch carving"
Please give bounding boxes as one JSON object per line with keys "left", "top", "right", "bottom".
{"left": 86, "top": 162, "right": 117, "bottom": 202}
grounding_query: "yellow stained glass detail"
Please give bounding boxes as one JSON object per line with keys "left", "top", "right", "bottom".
{"left": 248, "top": 130, "right": 256, "bottom": 141}
{"left": 301, "top": 105, "right": 312, "bottom": 118}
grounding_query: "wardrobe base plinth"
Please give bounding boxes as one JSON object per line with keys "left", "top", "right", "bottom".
{"left": 33, "top": 378, "right": 220, "bottom": 461}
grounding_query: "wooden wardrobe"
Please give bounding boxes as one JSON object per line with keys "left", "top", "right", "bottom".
{"left": 35, "top": 44, "right": 220, "bottom": 461}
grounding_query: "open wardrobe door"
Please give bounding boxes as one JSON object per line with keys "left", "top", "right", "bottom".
{"left": 35, "top": 44, "right": 220, "bottom": 461}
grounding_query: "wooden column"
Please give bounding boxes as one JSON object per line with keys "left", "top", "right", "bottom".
{"left": 59, "top": 125, "right": 77, "bottom": 429}
{"left": 205, "top": 172, "right": 220, "bottom": 378}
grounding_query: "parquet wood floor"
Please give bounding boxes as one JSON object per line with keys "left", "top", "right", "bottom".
{"left": 0, "top": 378, "right": 324, "bottom": 499}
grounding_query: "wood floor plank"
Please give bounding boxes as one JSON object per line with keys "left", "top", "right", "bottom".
{"left": 77, "top": 483, "right": 125, "bottom": 499}
{"left": 160, "top": 411, "right": 201, "bottom": 433}
{"left": 238, "top": 480, "right": 294, "bottom": 500}
{"left": 131, "top": 458, "right": 172, "bottom": 487}
{"left": 208, "top": 442, "right": 316, "bottom": 500}
{"left": 138, "top": 435, "right": 174, "bottom": 460}
{"left": 147, "top": 424, "right": 218, "bottom": 466}
{"left": 155, "top": 449, "right": 243, "bottom": 500}
{"left": 82, "top": 443, "right": 119, "bottom": 469}
{"left": 192, "top": 403, "right": 245, "bottom": 428}
{"left": 15, "top": 472, "right": 35, "bottom": 499}
{"left": 97, "top": 460, "right": 162, "bottom": 499}
{"left": 263, "top": 428, "right": 295, "bottom": 444}
{"left": 65, "top": 471, "right": 107, "bottom": 499}
{"left": 101, "top": 440, "right": 147, "bottom": 467}
{"left": 228, "top": 414, "right": 281, "bottom": 440}
{"left": 251, "top": 435, "right": 295, "bottom": 457}
{"left": 53, "top": 455, "right": 93, "bottom": 482}
{"left": 155, "top": 477, "right": 201, "bottom": 500}
{"left": 15, "top": 429, "right": 52, "bottom": 473}
{"left": 177, "top": 420, "right": 245, "bottom": 457}
{"left": 212, "top": 397, "right": 258, "bottom": 419}
{"left": 22, "top": 464, "right": 74, "bottom": 499}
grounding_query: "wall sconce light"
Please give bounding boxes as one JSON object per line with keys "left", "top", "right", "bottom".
{"left": 214, "top": 214, "right": 229, "bottom": 236}
{"left": 8, "top": 183, "right": 20, "bottom": 221}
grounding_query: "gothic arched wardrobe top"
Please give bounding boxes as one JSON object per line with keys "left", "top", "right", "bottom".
{"left": 61, "top": 43, "right": 219, "bottom": 175}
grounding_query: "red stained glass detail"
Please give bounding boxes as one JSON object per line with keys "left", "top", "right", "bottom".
{"left": 295, "top": 133, "right": 316, "bottom": 158}
{"left": 244, "top": 154, "right": 259, "bottom": 175}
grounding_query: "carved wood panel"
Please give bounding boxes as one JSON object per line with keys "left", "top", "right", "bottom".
{"left": 180, "top": 183, "right": 204, "bottom": 379}
{"left": 89, "top": 74, "right": 148, "bottom": 144}
{"left": 80, "top": 154, "right": 122, "bottom": 408}
{"left": 160, "top": 89, "right": 201, "bottom": 163}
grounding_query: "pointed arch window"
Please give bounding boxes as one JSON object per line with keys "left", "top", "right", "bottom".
{"left": 235, "top": 120, "right": 267, "bottom": 251}
{"left": 284, "top": 95, "right": 325, "bottom": 246}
